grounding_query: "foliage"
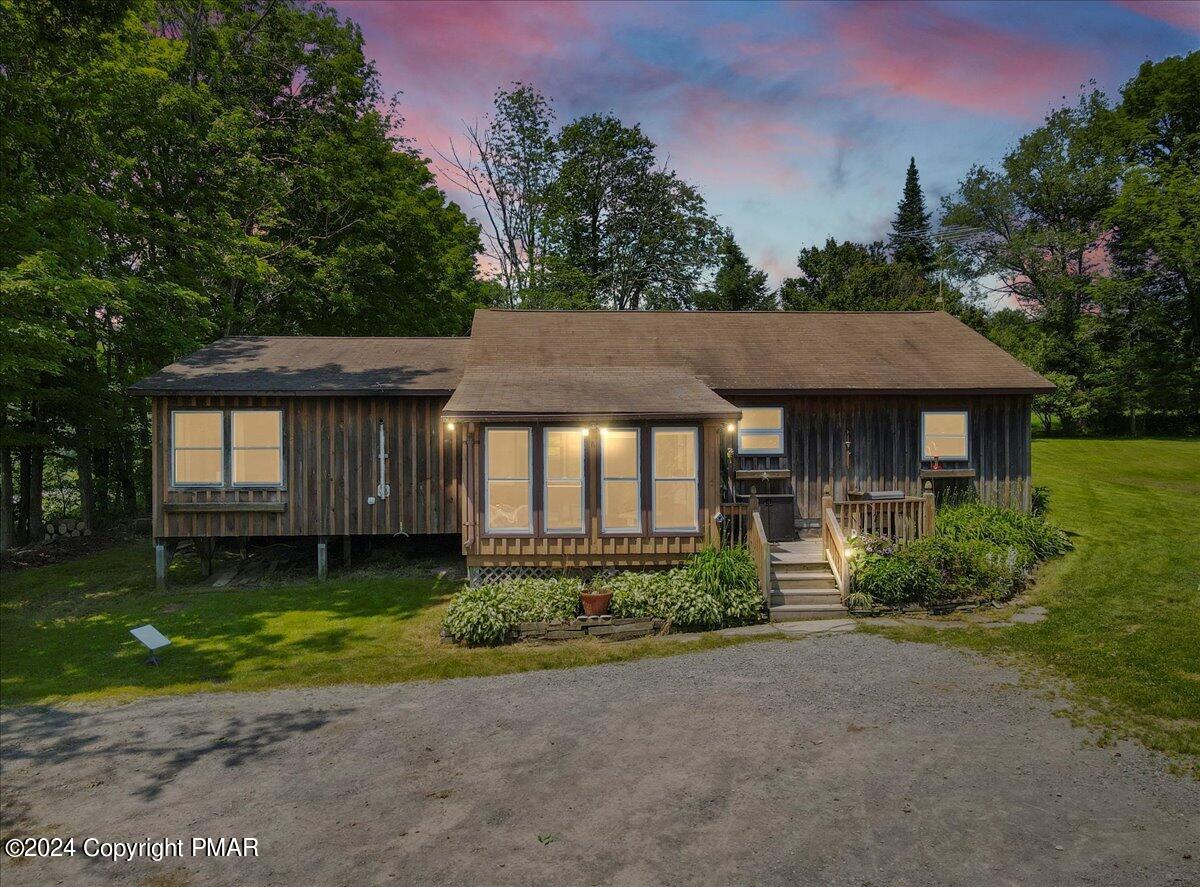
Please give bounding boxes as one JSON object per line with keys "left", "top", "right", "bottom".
{"left": 935, "top": 501, "right": 1071, "bottom": 562}
{"left": 441, "top": 577, "right": 582, "bottom": 645}
{"left": 845, "top": 590, "right": 875, "bottom": 612}
{"left": 778, "top": 237, "right": 984, "bottom": 327}
{"left": 854, "top": 503, "right": 1069, "bottom": 607}
{"left": 694, "top": 231, "right": 776, "bottom": 310}
{"left": 609, "top": 547, "right": 763, "bottom": 630}
{"left": 889, "top": 157, "right": 934, "bottom": 274}
{"left": 683, "top": 545, "right": 764, "bottom": 626}
{"left": 1030, "top": 485, "right": 1051, "bottom": 517}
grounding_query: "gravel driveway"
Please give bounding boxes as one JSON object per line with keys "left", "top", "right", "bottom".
{"left": 2, "top": 634, "right": 1196, "bottom": 886}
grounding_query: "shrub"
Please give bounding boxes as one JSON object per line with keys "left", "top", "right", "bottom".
{"left": 683, "top": 546, "right": 763, "bottom": 626}
{"left": 442, "top": 584, "right": 522, "bottom": 646}
{"left": 905, "top": 536, "right": 1021, "bottom": 603}
{"left": 442, "top": 577, "right": 581, "bottom": 645}
{"left": 853, "top": 551, "right": 940, "bottom": 606}
{"left": 936, "top": 501, "right": 1070, "bottom": 561}
{"left": 1031, "top": 485, "right": 1051, "bottom": 517}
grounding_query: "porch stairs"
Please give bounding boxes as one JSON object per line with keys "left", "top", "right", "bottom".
{"left": 768, "top": 538, "right": 848, "bottom": 621}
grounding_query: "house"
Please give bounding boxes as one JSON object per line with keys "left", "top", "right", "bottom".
{"left": 131, "top": 309, "right": 1052, "bottom": 616}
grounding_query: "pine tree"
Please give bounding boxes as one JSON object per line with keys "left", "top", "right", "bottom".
{"left": 694, "top": 232, "right": 776, "bottom": 310}
{"left": 889, "top": 158, "right": 935, "bottom": 274}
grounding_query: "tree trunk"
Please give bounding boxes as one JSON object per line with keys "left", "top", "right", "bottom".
{"left": 77, "top": 442, "right": 96, "bottom": 531}
{"left": 1, "top": 447, "right": 13, "bottom": 552}
{"left": 95, "top": 447, "right": 111, "bottom": 523}
{"left": 116, "top": 443, "right": 137, "bottom": 515}
{"left": 27, "top": 445, "right": 44, "bottom": 544}
{"left": 18, "top": 446, "right": 31, "bottom": 545}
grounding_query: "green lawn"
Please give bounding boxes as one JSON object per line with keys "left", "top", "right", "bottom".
{"left": 874, "top": 437, "right": 1200, "bottom": 771}
{"left": 0, "top": 548, "right": 756, "bottom": 705}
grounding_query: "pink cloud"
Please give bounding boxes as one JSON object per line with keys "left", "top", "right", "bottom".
{"left": 829, "top": 1, "right": 1101, "bottom": 118}
{"left": 1113, "top": 0, "right": 1200, "bottom": 33}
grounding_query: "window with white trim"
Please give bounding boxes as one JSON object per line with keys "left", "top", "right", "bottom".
{"left": 231, "top": 409, "right": 283, "bottom": 486}
{"left": 544, "top": 428, "right": 585, "bottom": 534}
{"left": 921, "top": 410, "right": 969, "bottom": 461}
{"left": 601, "top": 429, "right": 640, "bottom": 533}
{"left": 652, "top": 428, "right": 698, "bottom": 532}
{"left": 737, "top": 407, "right": 784, "bottom": 454}
{"left": 485, "top": 427, "right": 532, "bottom": 533}
{"left": 172, "top": 411, "right": 224, "bottom": 486}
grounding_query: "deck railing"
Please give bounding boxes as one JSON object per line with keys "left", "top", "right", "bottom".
{"left": 833, "top": 483, "right": 936, "bottom": 543}
{"left": 716, "top": 502, "right": 751, "bottom": 548}
{"left": 822, "top": 505, "right": 850, "bottom": 599}
{"left": 747, "top": 507, "right": 772, "bottom": 606}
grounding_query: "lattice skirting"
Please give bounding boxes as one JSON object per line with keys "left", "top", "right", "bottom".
{"left": 468, "top": 565, "right": 624, "bottom": 587}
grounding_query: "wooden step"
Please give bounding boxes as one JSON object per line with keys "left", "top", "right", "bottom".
{"left": 770, "top": 603, "right": 850, "bottom": 622}
{"left": 771, "top": 589, "right": 844, "bottom": 607}
{"left": 774, "top": 571, "right": 837, "bottom": 590}
{"left": 770, "top": 553, "right": 827, "bottom": 569}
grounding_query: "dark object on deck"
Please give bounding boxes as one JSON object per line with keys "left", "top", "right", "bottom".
{"left": 863, "top": 490, "right": 905, "bottom": 501}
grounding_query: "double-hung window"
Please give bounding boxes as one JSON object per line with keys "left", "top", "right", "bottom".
{"left": 737, "top": 407, "right": 784, "bottom": 455}
{"left": 601, "top": 429, "right": 640, "bottom": 533}
{"left": 544, "top": 428, "right": 585, "bottom": 534}
{"left": 231, "top": 410, "right": 283, "bottom": 486}
{"left": 921, "top": 410, "right": 969, "bottom": 461}
{"left": 485, "top": 428, "right": 532, "bottom": 533}
{"left": 652, "top": 428, "right": 698, "bottom": 532}
{"left": 172, "top": 411, "right": 224, "bottom": 486}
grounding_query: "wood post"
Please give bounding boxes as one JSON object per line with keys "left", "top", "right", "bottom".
{"left": 317, "top": 536, "right": 328, "bottom": 581}
{"left": 821, "top": 484, "right": 833, "bottom": 516}
{"left": 155, "top": 541, "right": 167, "bottom": 590}
{"left": 922, "top": 481, "right": 936, "bottom": 537}
{"left": 342, "top": 534, "right": 352, "bottom": 567}
{"left": 197, "top": 538, "right": 215, "bottom": 578}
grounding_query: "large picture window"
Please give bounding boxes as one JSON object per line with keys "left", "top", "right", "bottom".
{"left": 172, "top": 411, "right": 224, "bottom": 486}
{"left": 231, "top": 410, "right": 283, "bottom": 486}
{"left": 485, "top": 427, "right": 532, "bottom": 533}
{"left": 737, "top": 407, "right": 784, "bottom": 454}
{"left": 544, "top": 428, "right": 585, "bottom": 534}
{"left": 922, "top": 410, "right": 969, "bottom": 461}
{"left": 652, "top": 428, "right": 699, "bottom": 532}
{"left": 601, "top": 429, "right": 640, "bottom": 533}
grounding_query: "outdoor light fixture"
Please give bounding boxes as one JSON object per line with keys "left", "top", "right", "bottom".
{"left": 725, "top": 423, "right": 736, "bottom": 433}
{"left": 580, "top": 427, "right": 590, "bottom": 437}
{"left": 446, "top": 421, "right": 455, "bottom": 431}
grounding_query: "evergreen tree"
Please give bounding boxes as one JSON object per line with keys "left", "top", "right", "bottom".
{"left": 889, "top": 157, "right": 935, "bottom": 274}
{"left": 694, "top": 232, "right": 776, "bottom": 310}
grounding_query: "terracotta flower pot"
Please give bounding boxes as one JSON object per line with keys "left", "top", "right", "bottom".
{"left": 581, "top": 590, "right": 613, "bottom": 617}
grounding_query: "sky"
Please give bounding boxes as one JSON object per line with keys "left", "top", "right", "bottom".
{"left": 332, "top": 0, "right": 1199, "bottom": 287}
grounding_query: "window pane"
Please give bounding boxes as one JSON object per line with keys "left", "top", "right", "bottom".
{"left": 487, "top": 429, "right": 529, "bottom": 478}
{"left": 545, "top": 429, "right": 583, "bottom": 480}
{"left": 739, "top": 432, "right": 783, "bottom": 452}
{"left": 546, "top": 482, "right": 583, "bottom": 532}
{"left": 233, "top": 410, "right": 281, "bottom": 447}
{"left": 174, "top": 412, "right": 222, "bottom": 448}
{"left": 487, "top": 480, "right": 530, "bottom": 531}
{"left": 174, "top": 449, "right": 222, "bottom": 484}
{"left": 654, "top": 480, "right": 697, "bottom": 530}
{"left": 924, "top": 435, "right": 968, "bottom": 460}
{"left": 739, "top": 407, "right": 782, "bottom": 432}
{"left": 233, "top": 449, "right": 282, "bottom": 485}
{"left": 602, "top": 430, "right": 638, "bottom": 478}
{"left": 925, "top": 412, "right": 967, "bottom": 436}
{"left": 603, "top": 479, "right": 640, "bottom": 531}
{"left": 653, "top": 430, "right": 695, "bottom": 478}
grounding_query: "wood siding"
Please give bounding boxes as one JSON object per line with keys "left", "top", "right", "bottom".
{"left": 152, "top": 395, "right": 460, "bottom": 539}
{"left": 730, "top": 394, "right": 1033, "bottom": 523}
{"left": 461, "top": 420, "right": 723, "bottom": 568}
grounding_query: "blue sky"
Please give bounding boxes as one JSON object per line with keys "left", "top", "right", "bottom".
{"left": 333, "top": 0, "right": 1199, "bottom": 285}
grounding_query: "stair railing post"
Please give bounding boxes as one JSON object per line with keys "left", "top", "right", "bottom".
{"left": 922, "top": 481, "right": 936, "bottom": 538}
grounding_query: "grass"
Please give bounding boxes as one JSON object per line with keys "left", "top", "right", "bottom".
{"left": 871, "top": 437, "right": 1200, "bottom": 772}
{"left": 0, "top": 547, "right": 760, "bottom": 706}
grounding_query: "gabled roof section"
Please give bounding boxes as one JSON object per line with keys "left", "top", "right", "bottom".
{"left": 443, "top": 366, "right": 740, "bottom": 420}
{"left": 466, "top": 309, "right": 1054, "bottom": 393}
{"left": 130, "top": 336, "right": 469, "bottom": 395}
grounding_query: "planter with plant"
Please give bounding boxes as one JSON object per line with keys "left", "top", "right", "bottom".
{"left": 581, "top": 586, "right": 613, "bottom": 616}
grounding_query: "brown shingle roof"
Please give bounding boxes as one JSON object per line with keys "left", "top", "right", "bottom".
{"left": 466, "top": 310, "right": 1053, "bottom": 393}
{"left": 443, "top": 366, "right": 741, "bottom": 419}
{"left": 129, "top": 337, "right": 468, "bottom": 395}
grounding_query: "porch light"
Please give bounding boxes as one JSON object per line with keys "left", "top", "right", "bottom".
{"left": 445, "top": 421, "right": 456, "bottom": 431}
{"left": 725, "top": 423, "right": 736, "bottom": 433}
{"left": 580, "top": 427, "right": 590, "bottom": 437}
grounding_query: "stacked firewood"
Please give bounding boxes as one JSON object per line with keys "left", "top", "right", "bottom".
{"left": 41, "top": 519, "right": 93, "bottom": 542}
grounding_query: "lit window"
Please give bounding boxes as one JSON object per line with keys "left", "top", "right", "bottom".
{"left": 544, "top": 428, "right": 585, "bottom": 534}
{"left": 601, "top": 429, "right": 640, "bottom": 533}
{"left": 653, "top": 428, "right": 698, "bottom": 532}
{"left": 485, "top": 428, "right": 531, "bottom": 533}
{"left": 231, "top": 410, "right": 283, "bottom": 486}
{"left": 172, "top": 411, "right": 224, "bottom": 486}
{"left": 737, "top": 407, "right": 784, "bottom": 454}
{"left": 922, "top": 411, "right": 969, "bottom": 461}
